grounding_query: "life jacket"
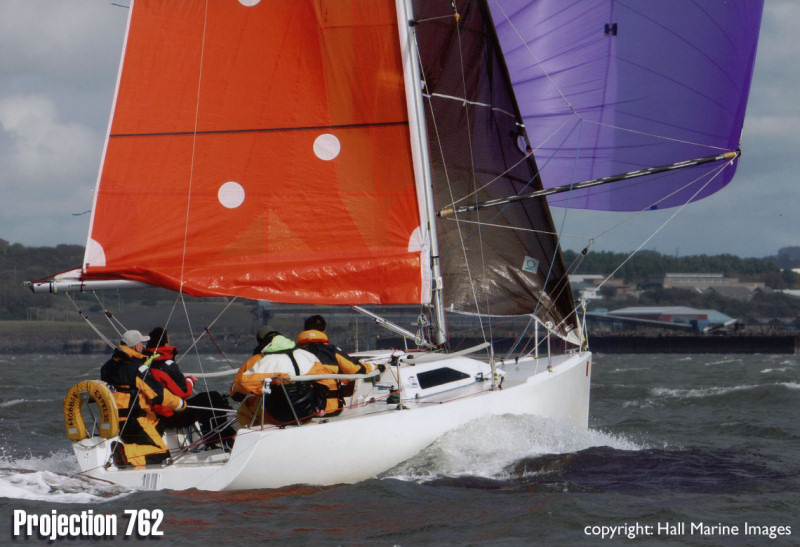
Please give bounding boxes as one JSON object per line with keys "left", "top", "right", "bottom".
{"left": 232, "top": 335, "right": 329, "bottom": 425}
{"left": 264, "top": 349, "right": 327, "bottom": 424}
{"left": 297, "top": 330, "right": 376, "bottom": 408}
{"left": 145, "top": 345, "right": 194, "bottom": 417}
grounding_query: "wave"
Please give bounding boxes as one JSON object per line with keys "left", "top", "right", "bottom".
{"left": 0, "top": 398, "right": 53, "bottom": 409}
{"left": 505, "top": 446, "right": 794, "bottom": 494}
{"left": 0, "top": 452, "right": 132, "bottom": 503}
{"left": 383, "top": 414, "right": 641, "bottom": 483}
{"left": 652, "top": 382, "right": 800, "bottom": 400}
{"left": 704, "top": 358, "right": 743, "bottom": 366}
{"left": 651, "top": 384, "right": 759, "bottom": 399}
{"left": 620, "top": 381, "right": 800, "bottom": 408}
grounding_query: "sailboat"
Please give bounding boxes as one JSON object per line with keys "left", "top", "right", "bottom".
{"left": 28, "top": 0, "right": 762, "bottom": 491}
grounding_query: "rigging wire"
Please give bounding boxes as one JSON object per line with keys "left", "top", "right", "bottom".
{"left": 489, "top": 0, "right": 578, "bottom": 117}
{"left": 416, "top": 2, "right": 587, "bottom": 356}
{"left": 411, "top": 7, "right": 488, "bottom": 350}
{"left": 451, "top": 1, "right": 496, "bottom": 347}
{"left": 500, "top": 157, "right": 735, "bottom": 359}
{"left": 177, "top": 0, "right": 209, "bottom": 307}
{"left": 524, "top": 159, "right": 736, "bottom": 355}
{"left": 177, "top": 296, "right": 239, "bottom": 367}
{"left": 64, "top": 293, "right": 116, "bottom": 349}
{"left": 165, "top": 0, "right": 228, "bottom": 438}
{"left": 514, "top": 117, "right": 590, "bottom": 356}
{"left": 584, "top": 164, "right": 734, "bottom": 247}
{"left": 61, "top": 290, "right": 151, "bottom": 462}
{"left": 591, "top": 162, "right": 733, "bottom": 295}
{"left": 91, "top": 291, "right": 126, "bottom": 336}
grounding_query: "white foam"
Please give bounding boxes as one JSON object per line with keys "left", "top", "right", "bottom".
{"left": 0, "top": 398, "right": 52, "bottom": 408}
{"left": 651, "top": 382, "right": 800, "bottom": 400}
{"left": 384, "top": 414, "right": 641, "bottom": 482}
{"left": 0, "top": 452, "right": 132, "bottom": 503}
{"left": 651, "top": 385, "right": 758, "bottom": 399}
{"left": 705, "top": 358, "right": 742, "bottom": 366}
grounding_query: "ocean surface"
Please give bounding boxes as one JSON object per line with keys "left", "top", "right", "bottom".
{"left": 0, "top": 352, "right": 797, "bottom": 545}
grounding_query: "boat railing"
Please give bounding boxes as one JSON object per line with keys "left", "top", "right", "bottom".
{"left": 398, "top": 342, "right": 491, "bottom": 364}
{"left": 245, "top": 369, "right": 383, "bottom": 428}
{"left": 190, "top": 368, "right": 383, "bottom": 380}
{"left": 284, "top": 369, "right": 381, "bottom": 382}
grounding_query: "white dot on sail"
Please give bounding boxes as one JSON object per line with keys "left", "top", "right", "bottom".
{"left": 85, "top": 239, "right": 106, "bottom": 267}
{"left": 218, "top": 182, "right": 245, "bottom": 209}
{"left": 238, "top": 0, "right": 261, "bottom": 6}
{"left": 408, "top": 226, "right": 424, "bottom": 252}
{"left": 313, "top": 134, "right": 341, "bottom": 161}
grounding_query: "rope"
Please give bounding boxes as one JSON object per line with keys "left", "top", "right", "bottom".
{"left": 203, "top": 327, "right": 238, "bottom": 369}
{"left": 415, "top": 5, "right": 492, "bottom": 345}
{"left": 515, "top": 159, "right": 736, "bottom": 354}
{"left": 64, "top": 294, "right": 115, "bottom": 349}
{"left": 490, "top": 0, "right": 577, "bottom": 116}
{"left": 451, "top": 2, "right": 495, "bottom": 341}
{"left": 178, "top": 0, "right": 209, "bottom": 296}
{"left": 592, "top": 163, "right": 732, "bottom": 294}
{"left": 91, "top": 292, "right": 125, "bottom": 336}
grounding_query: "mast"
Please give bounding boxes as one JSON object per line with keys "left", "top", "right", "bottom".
{"left": 396, "top": 0, "right": 448, "bottom": 346}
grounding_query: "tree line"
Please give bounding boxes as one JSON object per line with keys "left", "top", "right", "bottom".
{"left": 0, "top": 240, "right": 86, "bottom": 320}
{"left": 562, "top": 247, "right": 800, "bottom": 290}
{"left": 1, "top": 240, "right": 798, "bottom": 321}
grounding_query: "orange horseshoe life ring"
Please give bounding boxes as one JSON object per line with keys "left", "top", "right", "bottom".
{"left": 63, "top": 380, "right": 119, "bottom": 441}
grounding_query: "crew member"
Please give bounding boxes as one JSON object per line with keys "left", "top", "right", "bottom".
{"left": 231, "top": 327, "right": 330, "bottom": 426}
{"left": 100, "top": 329, "right": 185, "bottom": 467}
{"left": 296, "top": 315, "right": 375, "bottom": 415}
{"left": 144, "top": 327, "right": 235, "bottom": 449}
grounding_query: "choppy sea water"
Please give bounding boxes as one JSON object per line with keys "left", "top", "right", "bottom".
{"left": 0, "top": 353, "right": 798, "bottom": 545}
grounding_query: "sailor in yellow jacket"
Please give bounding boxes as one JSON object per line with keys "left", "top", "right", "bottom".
{"left": 231, "top": 328, "right": 332, "bottom": 426}
{"left": 296, "top": 314, "right": 376, "bottom": 415}
{"left": 100, "top": 330, "right": 186, "bottom": 467}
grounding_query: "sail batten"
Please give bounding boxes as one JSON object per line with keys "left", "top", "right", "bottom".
{"left": 108, "top": 121, "right": 411, "bottom": 139}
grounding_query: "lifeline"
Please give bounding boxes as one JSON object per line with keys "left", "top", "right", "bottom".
{"left": 13, "top": 509, "right": 116, "bottom": 541}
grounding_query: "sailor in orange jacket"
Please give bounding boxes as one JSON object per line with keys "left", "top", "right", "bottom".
{"left": 229, "top": 324, "right": 276, "bottom": 404}
{"left": 100, "top": 330, "right": 186, "bottom": 466}
{"left": 231, "top": 328, "right": 331, "bottom": 426}
{"left": 296, "top": 315, "right": 376, "bottom": 415}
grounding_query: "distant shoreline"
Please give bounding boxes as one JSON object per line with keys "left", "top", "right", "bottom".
{"left": 588, "top": 334, "right": 799, "bottom": 354}
{"left": 0, "top": 322, "right": 796, "bottom": 355}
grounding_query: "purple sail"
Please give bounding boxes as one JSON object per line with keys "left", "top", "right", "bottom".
{"left": 489, "top": 0, "right": 763, "bottom": 211}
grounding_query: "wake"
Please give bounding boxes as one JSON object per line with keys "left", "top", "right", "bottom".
{"left": 383, "top": 413, "right": 640, "bottom": 483}
{"left": 0, "top": 451, "right": 131, "bottom": 503}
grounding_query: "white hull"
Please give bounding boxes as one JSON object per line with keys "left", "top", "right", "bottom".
{"left": 73, "top": 351, "right": 591, "bottom": 491}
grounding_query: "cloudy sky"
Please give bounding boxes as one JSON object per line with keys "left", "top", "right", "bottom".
{"left": 0, "top": 0, "right": 797, "bottom": 258}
